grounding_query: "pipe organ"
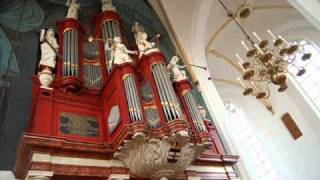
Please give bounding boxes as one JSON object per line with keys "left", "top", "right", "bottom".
{"left": 123, "top": 74, "right": 143, "bottom": 122}
{"left": 83, "top": 64, "right": 103, "bottom": 89}
{"left": 183, "top": 90, "right": 207, "bottom": 132}
{"left": 62, "top": 29, "right": 79, "bottom": 77}
{"left": 102, "top": 20, "right": 121, "bottom": 73}
{"left": 152, "top": 63, "right": 182, "bottom": 121}
{"left": 57, "top": 19, "right": 83, "bottom": 92}
{"left": 14, "top": 3, "right": 239, "bottom": 180}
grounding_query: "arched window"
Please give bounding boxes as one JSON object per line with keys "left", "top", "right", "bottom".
{"left": 225, "top": 102, "right": 279, "bottom": 180}
{"left": 288, "top": 40, "right": 320, "bottom": 112}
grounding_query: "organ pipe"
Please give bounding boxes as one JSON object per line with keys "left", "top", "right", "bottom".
{"left": 62, "top": 29, "right": 79, "bottom": 77}
{"left": 84, "top": 64, "right": 103, "bottom": 89}
{"left": 101, "top": 20, "right": 121, "bottom": 73}
{"left": 123, "top": 75, "right": 143, "bottom": 122}
{"left": 152, "top": 63, "right": 182, "bottom": 122}
{"left": 183, "top": 91, "right": 207, "bottom": 132}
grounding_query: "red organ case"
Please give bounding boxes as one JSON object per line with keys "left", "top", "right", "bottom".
{"left": 14, "top": 9, "right": 239, "bottom": 180}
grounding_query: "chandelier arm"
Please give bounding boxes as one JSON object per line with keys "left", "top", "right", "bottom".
{"left": 264, "top": 87, "right": 271, "bottom": 99}
{"left": 217, "top": 0, "right": 256, "bottom": 46}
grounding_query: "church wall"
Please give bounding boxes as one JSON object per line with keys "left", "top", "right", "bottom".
{"left": 216, "top": 84, "right": 320, "bottom": 180}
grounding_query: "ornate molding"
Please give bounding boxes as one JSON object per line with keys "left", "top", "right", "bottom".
{"left": 114, "top": 132, "right": 211, "bottom": 178}
{"left": 25, "top": 170, "right": 53, "bottom": 180}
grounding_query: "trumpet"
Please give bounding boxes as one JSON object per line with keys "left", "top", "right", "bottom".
{"left": 185, "top": 64, "right": 207, "bottom": 70}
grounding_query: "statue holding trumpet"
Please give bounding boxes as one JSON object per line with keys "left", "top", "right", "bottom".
{"left": 167, "top": 56, "right": 207, "bottom": 82}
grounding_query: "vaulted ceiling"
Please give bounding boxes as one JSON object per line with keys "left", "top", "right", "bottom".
{"left": 159, "top": 0, "right": 319, "bottom": 96}
{"left": 205, "top": 0, "right": 316, "bottom": 87}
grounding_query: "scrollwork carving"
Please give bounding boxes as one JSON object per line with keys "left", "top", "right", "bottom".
{"left": 114, "top": 132, "right": 210, "bottom": 178}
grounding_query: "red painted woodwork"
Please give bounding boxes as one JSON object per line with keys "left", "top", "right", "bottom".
{"left": 203, "top": 120, "right": 226, "bottom": 155}
{"left": 14, "top": 134, "right": 239, "bottom": 180}
{"left": 137, "top": 52, "right": 169, "bottom": 126}
{"left": 93, "top": 11, "right": 123, "bottom": 80}
{"left": 15, "top": 9, "right": 239, "bottom": 180}
{"left": 173, "top": 80, "right": 211, "bottom": 142}
{"left": 56, "top": 18, "right": 84, "bottom": 92}
{"left": 173, "top": 80, "right": 198, "bottom": 133}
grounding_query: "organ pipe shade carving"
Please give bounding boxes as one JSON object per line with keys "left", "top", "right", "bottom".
{"left": 101, "top": 20, "right": 121, "bottom": 72}
{"left": 183, "top": 91, "right": 206, "bottom": 132}
{"left": 145, "top": 108, "right": 161, "bottom": 128}
{"left": 123, "top": 75, "right": 143, "bottom": 122}
{"left": 83, "top": 64, "right": 103, "bottom": 89}
{"left": 152, "top": 63, "right": 182, "bottom": 121}
{"left": 141, "top": 79, "right": 154, "bottom": 103}
{"left": 62, "top": 29, "right": 79, "bottom": 77}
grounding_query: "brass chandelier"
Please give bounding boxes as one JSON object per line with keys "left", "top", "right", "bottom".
{"left": 218, "top": 0, "right": 312, "bottom": 99}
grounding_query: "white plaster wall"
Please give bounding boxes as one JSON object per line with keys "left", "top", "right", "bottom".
{"left": 216, "top": 83, "right": 320, "bottom": 180}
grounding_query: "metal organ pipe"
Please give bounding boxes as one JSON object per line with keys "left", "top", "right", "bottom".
{"left": 62, "top": 29, "right": 79, "bottom": 77}
{"left": 74, "top": 30, "right": 79, "bottom": 77}
{"left": 184, "top": 93, "right": 200, "bottom": 132}
{"left": 158, "top": 64, "right": 182, "bottom": 119}
{"left": 62, "top": 32, "right": 67, "bottom": 76}
{"left": 101, "top": 20, "right": 121, "bottom": 73}
{"left": 70, "top": 30, "right": 75, "bottom": 76}
{"left": 155, "top": 65, "right": 174, "bottom": 120}
{"left": 124, "top": 76, "right": 134, "bottom": 120}
{"left": 152, "top": 64, "right": 182, "bottom": 122}
{"left": 123, "top": 75, "right": 143, "bottom": 122}
{"left": 129, "top": 76, "right": 143, "bottom": 120}
{"left": 152, "top": 65, "right": 170, "bottom": 120}
{"left": 183, "top": 91, "right": 206, "bottom": 132}
{"left": 67, "top": 30, "right": 71, "bottom": 75}
{"left": 127, "top": 76, "right": 138, "bottom": 121}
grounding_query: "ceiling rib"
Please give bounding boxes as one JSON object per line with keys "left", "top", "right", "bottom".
{"left": 207, "top": 49, "right": 242, "bottom": 72}
{"left": 205, "top": 4, "right": 295, "bottom": 54}
{"left": 212, "top": 78, "right": 242, "bottom": 88}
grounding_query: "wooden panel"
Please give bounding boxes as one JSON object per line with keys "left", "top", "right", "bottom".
{"left": 281, "top": 113, "right": 302, "bottom": 140}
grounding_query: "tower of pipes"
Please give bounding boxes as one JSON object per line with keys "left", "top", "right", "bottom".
{"left": 14, "top": 1, "right": 239, "bottom": 180}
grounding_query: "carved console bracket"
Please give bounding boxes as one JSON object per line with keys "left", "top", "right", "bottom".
{"left": 114, "top": 131, "right": 211, "bottom": 178}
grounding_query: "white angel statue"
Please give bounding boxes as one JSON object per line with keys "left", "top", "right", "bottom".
{"left": 101, "top": 0, "right": 116, "bottom": 12}
{"left": 131, "top": 22, "right": 156, "bottom": 54}
{"left": 66, "top": 0, "right": 80, "bottom": 19}
{"left": 167, "top": 56, "right": 187, "bottom": 81}
{"left": 106, "top": 36, "right": 138, "bottom": 69}
{"left": 132, "top": 22, "right": 145, "bottom": 44}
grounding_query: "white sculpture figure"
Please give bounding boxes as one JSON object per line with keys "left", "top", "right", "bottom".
{"left": 39, "top": 29, "right": 59, "bottom": 68}
{"left": 39, "top": 29, "right": 58, "bottom": 89}
{"left": 106, "top": 36, "right": 137, "bottom": 69}
{"left": 167, "top": 56, "right": 187, "bottom": 81}
{"left": 132, "top": 22, "right": 145, "bottom": 44}
{"left": 198, "top": 105, "right": 209, "bottom": 131}
{"left": 131, "top": 22, "right": 156, "bottom": 55}
{"left": 66, "top": 0, "right": 80, "bottom": 19}
{"left": 101, "top": 0, "right": 116, "bottom": 12}
{"left": 198, "top": 105, "right": 207, "bottom": 119}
